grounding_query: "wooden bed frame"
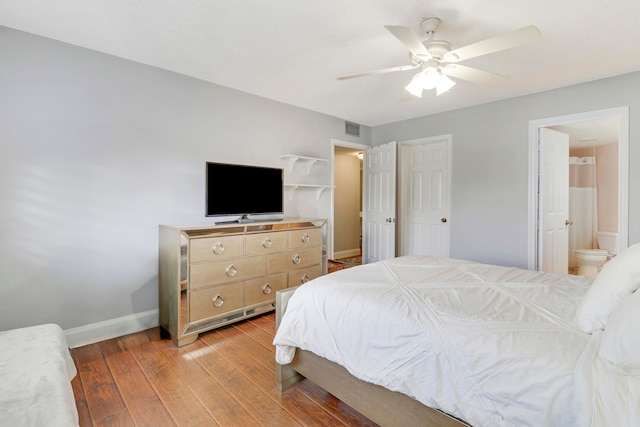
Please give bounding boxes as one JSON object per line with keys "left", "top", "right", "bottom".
{"left": 275, "top": 287, "right": 468, "bottom": 427}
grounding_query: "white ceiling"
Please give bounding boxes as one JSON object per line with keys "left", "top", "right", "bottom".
{"left": 1, "top": 0, "right": 640, "bottom": 127}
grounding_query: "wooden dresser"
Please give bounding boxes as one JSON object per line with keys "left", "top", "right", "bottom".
{"left": 159, "top": 219, "right": 326, "bottom": 346}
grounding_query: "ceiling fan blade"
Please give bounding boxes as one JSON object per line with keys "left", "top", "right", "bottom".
{"left": 443, "top": 25, "right": 541, "bottom": 63}
{"left": 442, "top": 64, "right": 509, "bottom": 85}
{"left": 384, "top": 25, "right": 432, "bottom": 60}
{"left": 337, "top": 64, "right": 419, "bottom": 80}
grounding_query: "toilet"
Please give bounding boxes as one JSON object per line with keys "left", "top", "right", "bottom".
{"left": 574, "top": 232, "right": 619, "bottom": 278}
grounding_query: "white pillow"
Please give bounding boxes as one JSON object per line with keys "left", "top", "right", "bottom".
{"left": 598, "top": 289, "right": 640, "bottom": 368}
{"left": 575, "top": 242, "right": 640, "bottom": 333}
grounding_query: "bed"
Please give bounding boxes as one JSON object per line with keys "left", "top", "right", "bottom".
{"left": 0, "top": 323, "right": 79, "bottom": 426}
{"left": 273, "top": 249, "right": 640, "bottom": 427}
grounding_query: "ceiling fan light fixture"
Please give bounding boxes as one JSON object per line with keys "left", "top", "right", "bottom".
{"left": 419, "top": 68, "right": 440, "bottom": 90}
{"left": 406, "top": 68, "right": 456, "bottom": 97}
{"left": 405, "top": 74, "right": 424, "bottom": 97}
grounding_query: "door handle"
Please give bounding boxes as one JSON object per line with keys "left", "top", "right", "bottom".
{"left": 441, "top": 218, "right": 447, "bottom": 223}
{"left": 565, "top": 220, "right": 573, "bottom": 226}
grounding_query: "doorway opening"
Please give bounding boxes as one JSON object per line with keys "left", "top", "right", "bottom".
{"left": 528, "top": 107, "right": 629, "bottom": 272}
{"left": 330, "top": 139, "right": 368, "bottom": 267}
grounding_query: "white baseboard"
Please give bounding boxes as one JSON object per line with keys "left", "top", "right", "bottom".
{"left": 334, "top": 248, "right": 361, "bottom": 259}
{"left": 64, "top": 309, "right": 159, "bottom": 348}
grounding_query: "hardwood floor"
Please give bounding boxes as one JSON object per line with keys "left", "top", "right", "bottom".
{"left": 70, "top": 313, "right": 379, "bottom": 427}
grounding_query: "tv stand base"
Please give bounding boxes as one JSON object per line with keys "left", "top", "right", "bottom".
{"left": 215, "top": 215, "right": 283, "bottom": 225}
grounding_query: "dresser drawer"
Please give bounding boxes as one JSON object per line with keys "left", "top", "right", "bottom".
{"left": 245, "top": 273, "right": 287, "bottom": 306}
{"left": 189, "top": 235, "right": 244, "bottom": 263}
{"left": 245, "top": 231, "right": 287, "bottom": 255}
{"left": 267, "top": 247, "right": 321, "bottom": 274}
{"left": 189, "top": 283, "right": 244, "bottom": 322}
{"left": 288, "top": 264, "right": 322, "bottom": 287}
{"left": 288, "top": 228, "right": 322, "bottom": 249}
{"left": 189, "top": 255, "right": 266, "bottom": 289}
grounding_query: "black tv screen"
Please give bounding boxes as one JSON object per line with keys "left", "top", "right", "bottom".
{"left": 205, "top": 162, "right": 284, "bottom": 218}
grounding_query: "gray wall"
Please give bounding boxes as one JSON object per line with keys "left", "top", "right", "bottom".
{"left": 0, "top": 26, "right": 370, "bottom": 331}
{"left": 373, "top": 72, "right": 639, "bottom": 268}
{"left": 2, "top": 23, "right": 638, "bottom": 333}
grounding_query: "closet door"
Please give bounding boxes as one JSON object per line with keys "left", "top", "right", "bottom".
{"left": 398, "top": 136, "right": 451, "bottom": 257}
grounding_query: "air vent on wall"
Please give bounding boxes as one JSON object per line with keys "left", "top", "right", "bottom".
{"left": 345, "top": 121, "right": 360, "bottom": 137}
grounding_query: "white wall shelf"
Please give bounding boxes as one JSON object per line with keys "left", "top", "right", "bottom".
{"left": 284, "top": 184, "right": 334, "bottom": 200}
{"left": 280, "top": 154, "right": 328, "bottom": 174}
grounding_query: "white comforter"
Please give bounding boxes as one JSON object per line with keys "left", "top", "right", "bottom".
{"left": 0, "top": 324, "right": 79, "bottom": 426}
{"left": 273, "top": 256, "right": 637, "bottom": 427}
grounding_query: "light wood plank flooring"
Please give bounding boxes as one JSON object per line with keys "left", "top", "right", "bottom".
{"left": 70, "top": 313, "right": 379, "bottom": 427}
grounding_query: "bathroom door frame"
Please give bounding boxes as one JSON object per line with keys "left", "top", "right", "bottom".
{"left": 527, "top": 106, "right": 629, "bottom": 271}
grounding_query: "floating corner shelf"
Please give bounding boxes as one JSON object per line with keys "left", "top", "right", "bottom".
{"left": 280, "top": 154, "right": 328, "bottom": 174}
{"left": 284, "top": 184, "right": 335, "bottom": 200}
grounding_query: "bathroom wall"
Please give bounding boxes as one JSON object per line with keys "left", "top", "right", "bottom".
{"left": 596, "top": 143, "right": 619, "bottom": 233}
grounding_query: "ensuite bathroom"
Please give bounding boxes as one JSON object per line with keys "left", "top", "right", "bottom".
{"left": 568, "top": 141, "right": 618, "bottom": 278}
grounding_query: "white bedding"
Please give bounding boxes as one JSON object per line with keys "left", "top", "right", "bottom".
{"left": 273, "top": 255, "right": 640, "bottom": 427}
{"left": 0, "top": 323, "right": 79, "bottom": 427}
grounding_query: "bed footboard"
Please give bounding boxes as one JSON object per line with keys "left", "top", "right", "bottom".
{"left": 275, "top": 287, "right": 305, "bottom": 391}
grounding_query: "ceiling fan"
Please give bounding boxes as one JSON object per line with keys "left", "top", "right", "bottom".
{"left": 337, "top": 17, "right": 542, "bottom": 97}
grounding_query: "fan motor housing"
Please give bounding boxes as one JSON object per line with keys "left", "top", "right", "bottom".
{"left": 424, "top": 40, "right": 452, "bottom": 59}
{"left": 409, "top": 39, "right": 452, "bottom": 65}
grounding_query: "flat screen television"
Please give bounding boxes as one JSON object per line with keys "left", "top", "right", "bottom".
{"left": 205, "top": 161, "right": 284, "bottom": 222}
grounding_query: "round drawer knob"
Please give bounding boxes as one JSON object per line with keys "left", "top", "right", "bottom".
{"left": 262, "top": 283, "right": 272, "bottom": 295}
{"left": 292, "top": 254, "right": 301, "bottom": 264}
{"left": 301, "top": 274, "right": 310, "bottom": 283}
{"left": 262, "top": 237, "right": 272, "bottom": 248}
{"left": 226, "top": 264, "right": 237, "bottom": 277}
{"left": 212, "top": 242, "right": 225, "bottom": 255}
{"left": 301, "top": 233, "right": 310, "bottom": 243}
{"left": 212, "top": 294, "right": 224, "bottom": 307}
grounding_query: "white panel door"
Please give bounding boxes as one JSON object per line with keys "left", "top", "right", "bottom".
{"left": 538, "top": 127, "right": 569, "bottom": 274}
{"left": 399, "top": 137, "right": 451, "bottom": 257}
{"left": 362, "top": 141, "right": 396, "bottom": 264}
